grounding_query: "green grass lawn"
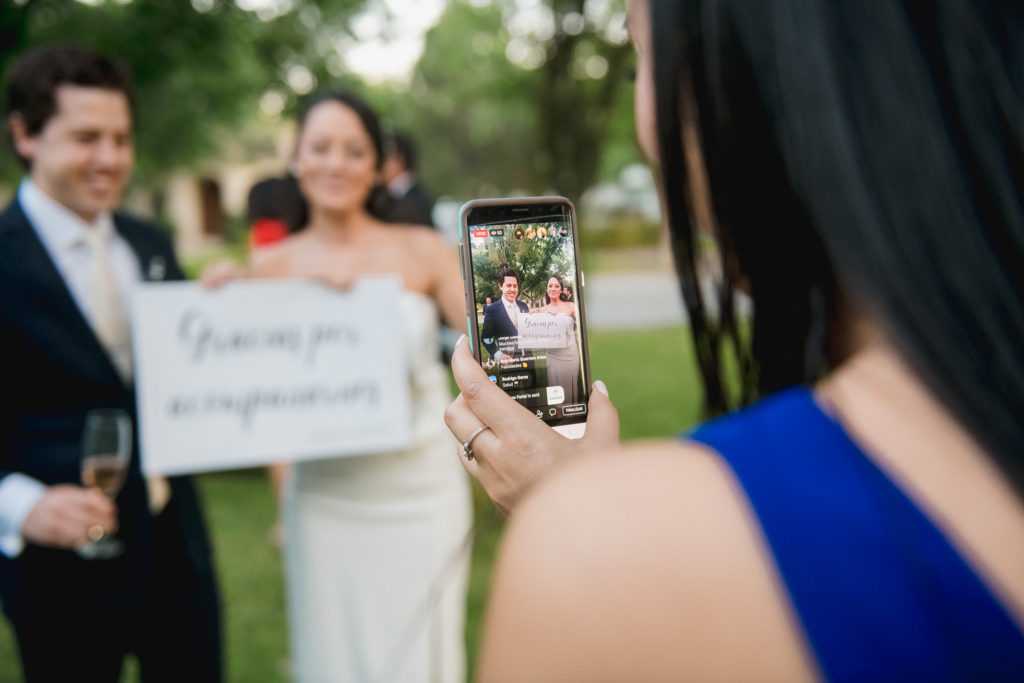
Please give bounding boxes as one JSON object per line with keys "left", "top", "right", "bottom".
{"left": 0, "top": 325, "right": 702, "bottom": 682}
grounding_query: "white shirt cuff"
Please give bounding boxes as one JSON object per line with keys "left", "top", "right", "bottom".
{"left": 0, "top": 474, "right": 46, "bottom": 557}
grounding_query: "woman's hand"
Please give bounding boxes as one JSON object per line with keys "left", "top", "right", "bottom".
{"left": 199, "top": 259, "right": 248, "bottom": 289}
{"left": 444, "top": 336, "right": 620, "bottom": 513}
{"left": 310, "top": 271, "right": 356, "bottom": 292}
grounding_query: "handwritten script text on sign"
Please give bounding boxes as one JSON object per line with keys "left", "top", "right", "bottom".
{"left": 517, "top": 313, "right": 569, "bottom": 349}
{"left": 132, "top": 277, "right": 411, "bottom": 475}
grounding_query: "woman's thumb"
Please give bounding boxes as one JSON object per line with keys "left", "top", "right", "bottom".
{"left": 580, "top": 380, "right": 620, "bottom": 448}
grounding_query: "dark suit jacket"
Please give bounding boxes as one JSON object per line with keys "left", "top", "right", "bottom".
{"left": 382, "top": 182, "right": 435, "bottom": 228}
{"left": 0, "top": 199, "right": 216, "bottom": 621}
{"left": 480, "top": 298, "right": 529, "bottom": 359}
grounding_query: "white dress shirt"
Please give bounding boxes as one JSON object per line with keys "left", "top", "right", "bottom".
{"left": 0, "top": 180, "right": 141, "bottom": 557}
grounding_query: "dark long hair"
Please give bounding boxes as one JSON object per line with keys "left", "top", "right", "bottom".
{"left": 296, "top": 91, "right": 391, "bottom": 218}
{"left": 650, "top": 0, "right": 1024, "bottom": 489}
{"left": 545, "top": 274, "right": 567, "bottom": 304}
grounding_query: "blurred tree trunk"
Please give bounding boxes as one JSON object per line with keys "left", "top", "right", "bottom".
{"left": 0, "top": 1, "right": 31, "bottom": 178}
{"left": 538, "top": 0, "right": 633, "bottom": 201}
{"left": 0, "top": 1, "right": 32, "bottom": 92}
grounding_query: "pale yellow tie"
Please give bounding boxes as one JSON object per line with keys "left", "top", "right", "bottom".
{"left": 81, "top": 226, "right": 133, "bottom": 381}
{"left": 81, "top": 226, "right": 170, "bottom": 514}
{"left": 508, "top": 301, "right": 519, "bottom": 329}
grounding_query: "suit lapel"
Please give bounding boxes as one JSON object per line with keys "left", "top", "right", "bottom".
{"left": 497, "top": 300, "right": 515, "bottom": 331}
{"left": 115, "top": 217, "right": 165, "bottom": 283}
{"left": 0, "top": 200, "right": 125, "bottom": 387}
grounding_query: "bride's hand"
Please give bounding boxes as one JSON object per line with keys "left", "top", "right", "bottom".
{"left": 311, "top": 271, "right": 356, "bottom": 291}
{"left": 199, "top": 259, "right": 248, "bottom": 289}
{"left": 444, "top": 336, "right": 620, "bottom": 513}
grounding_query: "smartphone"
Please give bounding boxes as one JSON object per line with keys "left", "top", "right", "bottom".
{"left": 458, "top": 196, "right": 591, "bottom": 438}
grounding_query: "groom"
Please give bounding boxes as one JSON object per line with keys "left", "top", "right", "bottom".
{"left": 0, "top": 44, "right": 221, "bottom": 682}
{"left": 481, "top": 267, "right": 530, "bottom": 363}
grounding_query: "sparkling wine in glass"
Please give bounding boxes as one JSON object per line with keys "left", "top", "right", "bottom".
{"left": 77, "top": 409, "right": 132, "bottom": 560}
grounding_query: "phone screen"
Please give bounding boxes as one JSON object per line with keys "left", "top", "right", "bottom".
{"left": 461, "top": 198, "right": 589, "bottom": 432}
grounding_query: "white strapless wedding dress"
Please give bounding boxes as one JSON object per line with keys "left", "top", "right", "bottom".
{"left": 283, "top": 292, "right": 472, "bottom": 683}
{"left": 545, "top": 313, "right": 580, "bottom": 404}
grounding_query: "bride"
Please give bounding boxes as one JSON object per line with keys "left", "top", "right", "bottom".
{"left": 539, "top": 275, "right": 581, "bottom": 404}
{"left": 217, "top": 92, "right": 471, "bottom": 682}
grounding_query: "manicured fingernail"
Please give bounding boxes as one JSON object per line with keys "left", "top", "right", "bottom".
{"left": 456, "top": 334, "right": 466, "bottom": 347}
{"left": 594, "top": 380, "right": 608, "bottom": 397}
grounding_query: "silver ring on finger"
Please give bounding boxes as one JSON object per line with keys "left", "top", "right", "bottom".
{"left": 459, "top": 426, "right": 490, "bottom": 461}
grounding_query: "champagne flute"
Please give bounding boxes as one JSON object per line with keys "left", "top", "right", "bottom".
{"left": 77, "top": 409, "right": 132, "bottom": 560}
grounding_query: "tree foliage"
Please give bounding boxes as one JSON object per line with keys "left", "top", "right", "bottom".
{"left": 536, "top": 0, "right": 635, "bottom": 201}
{"left": 385, "top": 0, "right": 639, "bottom": 203}
{"left": 0, "top": 0, "right": 369, "bottom": 183}
{"left": 1, "top": 0, "right": 641, "bottom": 206}
{"left": 471, "top": 227, "right": 575, "bottom": 305}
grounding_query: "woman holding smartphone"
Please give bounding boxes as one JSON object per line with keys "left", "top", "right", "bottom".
{"left": 212, "top": 92, "right": 471, "bottom": 682}
{"left": 446, "top": 0, "right": 1024, "bottom": 679}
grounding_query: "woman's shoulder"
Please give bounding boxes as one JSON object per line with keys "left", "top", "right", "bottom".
{"left": 479, "top": 441, "right": 815, "bottom": 680}
{"left": 376, "top": 222, "right": 444, "bottom": 247}
{"left": 373, "top": 222, "right": 452, "bottom": 264}
{"left": 508, "top": 442, "right": 763, "bottom": 576}
{"left": 516, "top": 441, "right": 743, "bottom": 531}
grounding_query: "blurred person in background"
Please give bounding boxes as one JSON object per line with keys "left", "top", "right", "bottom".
{"left": 0, "top": 43, "right": 221, "bottom": 683}
{"left": 380, "top": 130, "right": 436, "bottom": 228}
{"left": 380, "top": 129, "right": 459, "bottom": 364}
{"left": 206, "top": 91, "right": 470, "bottom": 682}
{"left": 446, "top": 0, "right": 1024, "bottom": 679}
{"left": 246, "top": 173, "right": 308, "bottom": 249}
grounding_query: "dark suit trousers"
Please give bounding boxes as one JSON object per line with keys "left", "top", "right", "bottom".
{"left": 9, "top": 498, "right": 221, "bottom": 683}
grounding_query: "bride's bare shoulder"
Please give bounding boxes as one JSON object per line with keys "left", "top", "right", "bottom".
{"left": 396, "top": 223, "right": 448, "bottom": 250}
{"left": 478, "top": 441, "right": 815, "bottom": 681}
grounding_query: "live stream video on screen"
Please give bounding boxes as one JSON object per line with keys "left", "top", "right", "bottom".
{"left": 467, "top": 219, "right": 588, "bottom": 423}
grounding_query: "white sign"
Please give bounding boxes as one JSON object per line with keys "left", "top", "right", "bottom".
{"left": 517, "top": 313, "right": 567, "bottom": 349}
{"left": 132, "top": 277, "right": 411, "bottom": 476}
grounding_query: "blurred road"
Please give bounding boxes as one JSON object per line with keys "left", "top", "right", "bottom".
{"left": 583, "top": 271, "right": 686, "bottom": 330}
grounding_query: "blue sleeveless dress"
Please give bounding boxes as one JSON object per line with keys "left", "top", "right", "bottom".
{"left": 688, "top": 387, "right": 1024, "bottom": 681}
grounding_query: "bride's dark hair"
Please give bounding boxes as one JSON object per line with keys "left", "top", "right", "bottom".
{"left": 650, "top": 0, "right": 1024, "bottom": 489}
{"left": 545, "top": 274, "right": 567, "bottom": 305}
{"left": 296, "top": 91, "right": 391, "bottom": 219}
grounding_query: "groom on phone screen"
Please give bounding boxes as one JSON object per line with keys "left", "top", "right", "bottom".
{"left": 0, "top": 44, "right": 221, "bottom": 682}
{"left": 481, "top": 267, "right": 529, "bottom": 363}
